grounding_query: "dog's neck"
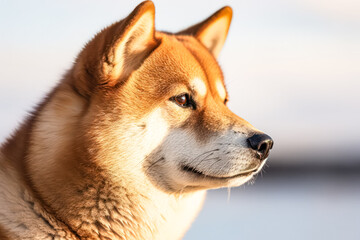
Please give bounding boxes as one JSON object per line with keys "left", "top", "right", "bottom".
{"left": 49, "top": 165, "right": 205, "bottom": 240}
{"left": 62, "top": 168, "right": 171, "bottom": 239}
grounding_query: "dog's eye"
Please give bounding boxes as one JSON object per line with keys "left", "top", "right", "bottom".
{"left": 224, "top": 98, "right": 229, "bottom": 105}
{"left": 170, "top": 93, "right": 195, "bottom": 109}
{"left": 175, "top": 94, "right": 188, "bottom": 106}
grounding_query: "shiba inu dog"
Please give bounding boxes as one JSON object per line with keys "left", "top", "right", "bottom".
{"left": 0, "top": 1, "right": 273, "bottom": 239}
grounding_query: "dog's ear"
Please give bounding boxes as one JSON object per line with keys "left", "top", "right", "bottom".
{"left": 178, "top": 6, "right": 232, "bottom": 58}
{"left": 73, "top": 1, "right": 158, "bottom": 96}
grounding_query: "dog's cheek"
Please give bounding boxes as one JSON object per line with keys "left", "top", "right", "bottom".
{"left": 141, "top": 109, "right": 170, "bottom": 152}
{"left": 162, "top": 103, "right": 192, "bottom": 127}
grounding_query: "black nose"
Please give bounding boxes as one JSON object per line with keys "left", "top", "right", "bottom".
{"left": 247, "top": 133, "right": 273, "bottom": 160}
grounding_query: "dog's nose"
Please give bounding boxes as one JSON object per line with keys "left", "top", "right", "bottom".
{"left": 247, "top": 133, "right": 273, "bottom": 160}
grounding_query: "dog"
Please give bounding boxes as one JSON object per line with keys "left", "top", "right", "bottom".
{"left": 0, "top": 1, "right": 273, "bottom": 239}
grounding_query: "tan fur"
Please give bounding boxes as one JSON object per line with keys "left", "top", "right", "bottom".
{"left": 0, "top": 1, "right": 272, "bottom": 239}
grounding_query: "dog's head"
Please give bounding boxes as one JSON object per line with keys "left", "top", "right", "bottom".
{"left": 71, "top": 1, "right": 273, "bottom": 192}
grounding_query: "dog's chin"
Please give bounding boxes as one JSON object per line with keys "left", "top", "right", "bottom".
{"left": 174, "top": 158, "right": 268, "bottom": 191}
{"left": 181, "top": 165, "right": 256, "bottom": 180}
{"left": 171, "top": 162, "right": 264, "bottom": 191}
{"left": 182, "top": 170, "right": 254, "bottom": 190}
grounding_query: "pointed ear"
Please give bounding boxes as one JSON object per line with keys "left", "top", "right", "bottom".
{"left": 103, "top": 1, "right": 157, "bottom": 84}
{"left": 74, "top": 1, "right": 158, "bottom": 96}
{"left": 178, "top": 6, "right": 232, "bottom": 58}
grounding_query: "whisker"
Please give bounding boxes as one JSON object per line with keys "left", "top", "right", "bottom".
{"left": 206, "top": 158, "right": 222, "bottom": 170}
{"left": 227, "top": 187, "right": 232, "bottom": 203}
{"left": 193, "top": 150, "right": 219, "bottom": 169}
{"left": 146, "top": 157, "right": 165, "bottom": 172}
{"left": 191, "top": 149, "right": 220, "bottom": 162}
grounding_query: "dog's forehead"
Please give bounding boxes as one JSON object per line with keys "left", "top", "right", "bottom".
{"left": 175, "top": 35, "right": 227, "bottom": 100}
{"left": 138, "top": 35, "right": 206, "bottom": 89}
{"left": 135, "top": 33, "right": 227, "bottom": 100}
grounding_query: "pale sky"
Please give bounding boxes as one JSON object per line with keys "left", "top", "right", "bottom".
{"left": 1, "top": 0, "right": 359, "bottom": 164}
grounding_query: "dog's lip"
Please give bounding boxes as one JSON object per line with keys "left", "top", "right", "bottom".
{"left": 181, "top": 165, "right": 258, "bottom": 180}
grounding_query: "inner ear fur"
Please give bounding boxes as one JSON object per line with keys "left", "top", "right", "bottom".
{"left": 178, "top": 6, "right": 232, "bottom": 58}
{"left": 73, "top": 1, "right": 158, "bottom": 97}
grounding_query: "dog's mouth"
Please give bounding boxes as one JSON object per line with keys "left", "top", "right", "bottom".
{"left": 181, "top": 165, "right": 258, "bottom": 180}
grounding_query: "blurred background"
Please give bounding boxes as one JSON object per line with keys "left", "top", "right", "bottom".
{"left": 1, "top": 0, "right": 359, "bottom": 239}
